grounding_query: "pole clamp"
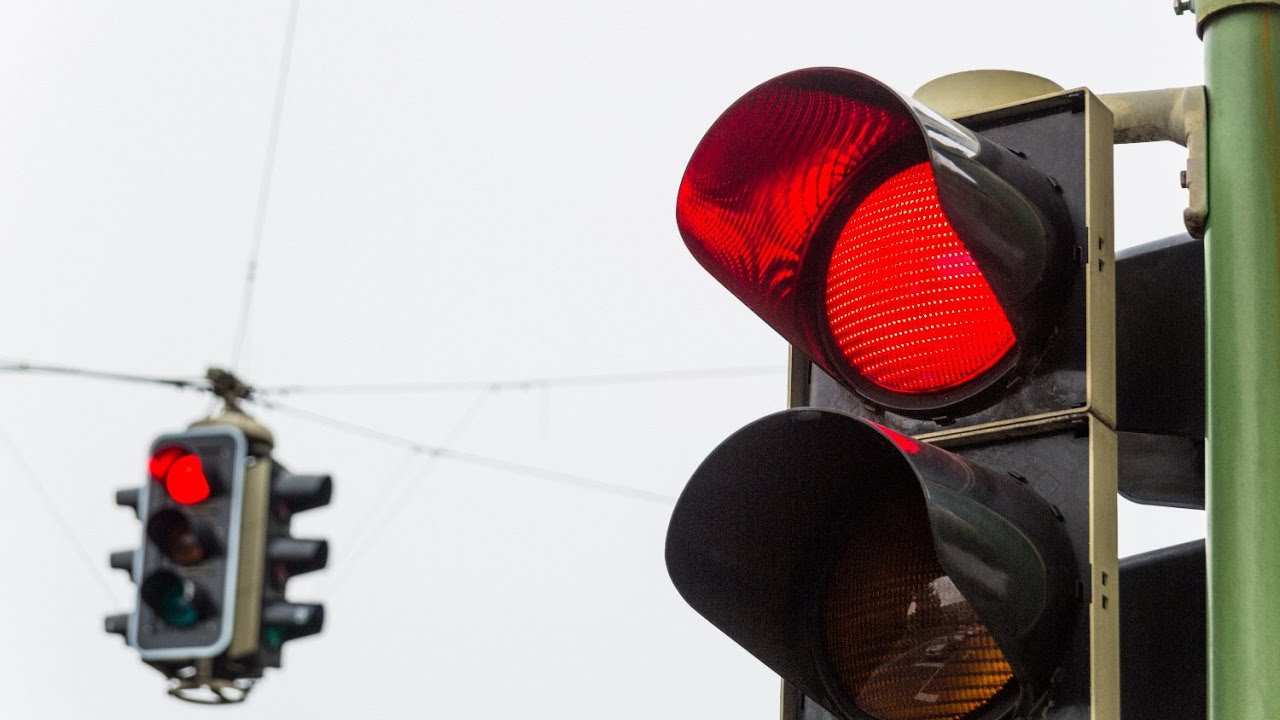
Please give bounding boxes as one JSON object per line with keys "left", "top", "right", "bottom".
{"left": 1185, "top": 0, "right": 1280, "bottom": 36}
{"left": 1100, "top": 87, "right": 1207, "bottom": 238}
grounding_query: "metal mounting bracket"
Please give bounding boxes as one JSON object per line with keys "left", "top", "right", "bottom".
{"left": 1100, "top": 86, "right": 1208, "bottom": 238}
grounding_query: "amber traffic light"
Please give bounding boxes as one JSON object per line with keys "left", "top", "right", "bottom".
{"left": 667, "top": 410, "right": 1077, "bottom": 720}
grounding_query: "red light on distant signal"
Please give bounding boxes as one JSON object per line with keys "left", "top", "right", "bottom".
{"left": 148, "top": 446, "right": 186, "bottom": 481}
{"left": 149, "top": 446, "right": 211, "bottom": 505}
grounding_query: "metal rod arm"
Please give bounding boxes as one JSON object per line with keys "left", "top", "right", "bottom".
{"left": 1100, "top": 86, "right": 1207, "bottom": 237}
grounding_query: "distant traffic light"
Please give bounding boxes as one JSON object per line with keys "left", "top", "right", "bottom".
{"left": 107, "top": 412, "right": 333, "bottom": 703}
{"left": 666, "top": 68, "right": 1118, "bottom": 720}
{"left": 122, "top": 425, "right": 249, "bottom": 660}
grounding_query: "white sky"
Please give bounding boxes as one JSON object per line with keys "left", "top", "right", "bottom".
{"left": 0, "top": 2, "right": 1205, "bottom": 717}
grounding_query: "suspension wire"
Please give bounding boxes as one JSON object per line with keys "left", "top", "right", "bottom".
{"left": 0, "top": 422, "right": 121, "bottom": 605}
{"left": 326, "top": 389, "right": 494, "bottom": 595}
{"left": 0, "top": 358, "right": 209, "bottom": 393}
{"left": 337, "top": 446, "right": 424, "bottom": 564}
{"left": 229, "top": 0, "right": 302, "bottom": 373}
{"left": 256, "top": 364, "right": 785, "bottom": 396}
{"left": 251, "top": 397, "right": 677, "bottom": 506}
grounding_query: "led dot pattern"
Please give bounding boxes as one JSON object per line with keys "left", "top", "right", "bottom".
{"left": 677, "top": 76, "right": 914, "bottom": 332}
{"left": 823, "top": 495, "right": 1014, "bottom": 720}
{"left": 825, "top": 162, "right": 1015, "bottom": 394}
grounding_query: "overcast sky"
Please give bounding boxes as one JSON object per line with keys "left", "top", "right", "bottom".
{"left": 0, "top": 2, "right": 1205, "bottom": 717}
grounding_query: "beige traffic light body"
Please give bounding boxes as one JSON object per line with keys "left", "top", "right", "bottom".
{"left": 822, "top": 85, "right": 1116, "bottom": 720}
{"left": 785, "top": 84, "right": 1119, "bottom": 720}
{"left": 108, "top": 410, "right": 331, "bottom": 704}
{"left": 666, "top": 70, "right": 1119, "bottom": 720}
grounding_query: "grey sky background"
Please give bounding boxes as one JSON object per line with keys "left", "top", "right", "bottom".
{"left": 1, "top": 2, "right": 1204, "bottom": 717}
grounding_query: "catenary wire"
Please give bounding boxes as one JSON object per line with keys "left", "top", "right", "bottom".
{"left": 336, "top": 389, "right": 493, "bottom": 569}
{"left": 252, "top": 397, "right": 677, "bottom": 505}
{"left": 255, "top": 364, "right": 785, "bottom": 396}
{"left": 229, "top": 0, "right": 302, "bottom": 373}
{"left": 0, "top": 422, "right": 121, "bottom": 605}
{"left": 0, "top": 357, "right": 782, "bottom": 399}
{"left": 0, "top": 359, "right": 208, "bottom": 393}
{"left": 325, "top": 388, "right": 495, "bottom": 595}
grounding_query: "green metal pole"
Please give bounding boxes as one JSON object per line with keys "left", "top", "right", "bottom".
{"left": 1202, "top": 3, "right": 1280, "bottom": 719}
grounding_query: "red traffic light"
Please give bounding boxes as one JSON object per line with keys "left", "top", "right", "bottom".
{"left": 149, "top": 445, "right": 211, "bottom": 505}
{"left": 677, "top": 68, "right": 1074, "bottom": 411}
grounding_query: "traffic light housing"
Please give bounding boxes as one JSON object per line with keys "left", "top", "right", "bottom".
{"left": 107, "top": 413, "right": 333, "bottom": 702}
{"left": 667, "top": 68, "right": 1118, "bottom": 720}
{"left": 256, "top": 460, "right": 331, "bottom": 665}
{"left": 121, "top": 425, "right": 249, "bottom": 660}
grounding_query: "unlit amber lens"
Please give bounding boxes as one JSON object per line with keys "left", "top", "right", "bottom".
{"left": 822, "top": 494, "right": 1013, "bottom": 720}
{"left": 147, "top": 510, "right": 206, "bottom": 566}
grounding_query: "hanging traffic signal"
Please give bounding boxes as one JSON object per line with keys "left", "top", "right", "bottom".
{"left": 119, "top": 425, "right": 249, "bottom": 660}
{"left": 666, "top": 68, "right": 1118, "bottom": 720}
{"left": 107, "top": 409, "right": 334, "bottom": 703}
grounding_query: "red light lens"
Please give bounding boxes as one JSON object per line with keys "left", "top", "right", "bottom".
{"left": 825, "top": 162, "right": 1015, "bottom": 394}
{"left": 677, "top": 75, "right": 915, "bottom": 334}
{"left": 164, "top": 455, "right": 211, "bottom": 505}
{"left": 148, "top": 445, "right": 187, "bottom": 481}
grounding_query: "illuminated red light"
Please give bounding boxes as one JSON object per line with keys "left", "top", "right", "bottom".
{"left": 148, "top": 446, "right": 186, "bottom": 481}
{"left": 149, "top": 446, "right": 211, "bottom": 505}
{"left": 677, "top": 77, "right": 915, "bottom": 334}
{"left": 825, "top": 162, "right": 1015, "bottom": 394}
{"left": 677, "top": 70, "right": 1018, "bottom": 402}
{"left": 165, "top": 455, "right": 211, "bottom": 504}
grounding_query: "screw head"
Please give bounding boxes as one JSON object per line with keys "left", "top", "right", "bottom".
{"left": 1174, "top": 0, "right": 1192, "bottom": 15}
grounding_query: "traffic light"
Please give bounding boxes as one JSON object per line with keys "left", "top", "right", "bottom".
{"left": 1119, "top": 539, "right": 1205, "bottom": 720}
{"left": 1115, "top": 232, "right": 1204, "bottom": 509}
{"left": 256, "top": 460, "right": 331, "bottom": 665}
{"left": 107, "top": 412, "right": 333, "bottom": 702}
{"left": 666, "top": 68, "right": 1118, "bottom": 720}
{"left": 111, "top": 425, "right": 250, "bottom": 661}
